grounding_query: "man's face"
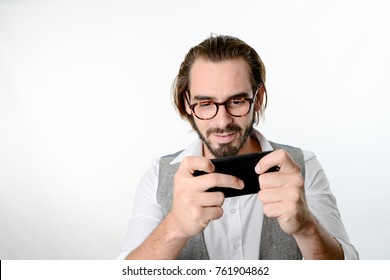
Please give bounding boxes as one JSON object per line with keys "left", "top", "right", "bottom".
{"left": 186, "top": 58, "right": 257, "bottom": 158}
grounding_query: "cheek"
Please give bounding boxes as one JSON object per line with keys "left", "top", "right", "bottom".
{"left": 194, "top": 119, "right": 208, "bottom": 133}
{"left": 247, "top": 109, "right": 256, "bottom": 125}
{"left": 237, "top": 115, "right": 253, "bottom": 129}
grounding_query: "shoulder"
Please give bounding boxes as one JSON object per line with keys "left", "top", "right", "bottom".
{"left": 159, "top": 150, "right": 185, "bottom": 168}
{"left": 161, "top": 150, "right": 184, "bottom": 160}
{"left": 268, "top": 140, "right": 316, "bottom": 162}
{"left": 269, "top": 140, "right": 301, "bottom": 151}
{"left": 140, "top": 149, "right": 186, "bottom": 182}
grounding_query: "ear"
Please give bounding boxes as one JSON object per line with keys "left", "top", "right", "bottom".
{"left": 254, "top": 85, "right": 265, "bottom": 112}
{"left": 184, "top": 91, "right": 193, "bottom": 115}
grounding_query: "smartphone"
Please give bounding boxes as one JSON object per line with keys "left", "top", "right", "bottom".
{"left": 193, "top": 151, "right": 278, "bottom": 198}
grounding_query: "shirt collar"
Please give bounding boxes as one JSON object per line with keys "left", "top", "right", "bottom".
{"left": 170, "top": 128, "right": 274, "bottom": 165}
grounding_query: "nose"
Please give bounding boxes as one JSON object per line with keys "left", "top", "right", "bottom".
{"left": 211, "top": 104, "right": 233, "bottom": 127}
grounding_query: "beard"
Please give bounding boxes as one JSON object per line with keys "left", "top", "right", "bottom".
{"left": 192, "top": 120, "right": 254, "bottom": 158}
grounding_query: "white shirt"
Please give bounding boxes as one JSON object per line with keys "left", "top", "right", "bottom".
{"left": 118, "top": 130, "right": 359, "bottom": 259}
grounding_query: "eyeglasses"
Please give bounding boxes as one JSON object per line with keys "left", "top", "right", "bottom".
{"left": 186, "top": 88, "right": 258, "bottom": 120}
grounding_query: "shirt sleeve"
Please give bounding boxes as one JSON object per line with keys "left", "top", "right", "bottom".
{"left": 303, "top": 150, "right": 359, "bottom": 260}
{"left": 116, "top": 158, "right": 163, "bottom": 259}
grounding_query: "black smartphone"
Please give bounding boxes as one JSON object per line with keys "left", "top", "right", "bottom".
{"left": 193, "top": 151, "right": 278, "bottom": 198}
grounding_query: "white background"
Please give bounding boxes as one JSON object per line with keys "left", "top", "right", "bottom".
{"left": 0, "top": 0, "right": 389, "bottom": 260}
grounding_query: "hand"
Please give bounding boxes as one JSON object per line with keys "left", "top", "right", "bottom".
{"left": 170, "top": 156, "right": 244, "bottom": 238}
{"left": 255, "top": 149, "right": 310, "bottom": 235}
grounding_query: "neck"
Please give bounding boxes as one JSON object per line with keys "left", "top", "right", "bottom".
{"left": 237, "top": 134, "right": 262, "bottom": 155}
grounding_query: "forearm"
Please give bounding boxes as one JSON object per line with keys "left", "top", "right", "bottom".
{"left": 293, "top": 214, "right": 344, "bottom": 260}
{"left": 125, "top": 213, "right": 189, "bottom": 260}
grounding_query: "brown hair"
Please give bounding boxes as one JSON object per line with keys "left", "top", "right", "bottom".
{"left": 172, "top": 34, "right": 268, "bottom": 125}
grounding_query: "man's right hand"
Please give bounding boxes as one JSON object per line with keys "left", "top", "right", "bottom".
{"left": 168, "top": 156, "right": 244, "bottom": 238}
{"left": 126, "top": 156, "right": 244, "bottom": 260}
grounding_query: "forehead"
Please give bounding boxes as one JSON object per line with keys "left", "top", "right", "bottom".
{"left": 189, "top": 58, "right": 252, "bottom": 98}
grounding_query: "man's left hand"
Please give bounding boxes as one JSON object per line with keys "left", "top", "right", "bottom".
{"left": 255, "top": 149, "right": 310, "bottom": 235}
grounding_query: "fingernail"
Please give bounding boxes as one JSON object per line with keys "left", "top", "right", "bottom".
{"left": 239, "top": 179, "right": 245, "bottom": 188}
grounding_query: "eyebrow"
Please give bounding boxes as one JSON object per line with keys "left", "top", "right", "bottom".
{"left": 192, "top": 92, "right": 251, "bottom": 102}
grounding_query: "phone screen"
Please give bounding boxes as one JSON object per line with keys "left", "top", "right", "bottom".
{"left": 193, "top": 151, "right": 278, "bottom": 197}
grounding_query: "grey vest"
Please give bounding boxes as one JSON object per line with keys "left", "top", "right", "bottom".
{"left": 156, "top": 141, "right": 305, "bottom": 260}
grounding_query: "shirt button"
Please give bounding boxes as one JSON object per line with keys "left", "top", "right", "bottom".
{"left": 233, "top": 244, "right": 240, "bottom": 250}
{"left": 230, "top": 209, "right": 236, "bottom": 214}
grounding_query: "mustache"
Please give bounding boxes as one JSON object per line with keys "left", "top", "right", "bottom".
{"left": 206, "top": 124, "right": 242, "bottom": 137}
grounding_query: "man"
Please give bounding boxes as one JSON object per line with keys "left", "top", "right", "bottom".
{"left": 118, "top": 35, "right": 358, "bottom": 260}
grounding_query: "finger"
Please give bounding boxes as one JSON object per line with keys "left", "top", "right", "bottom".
{"left": 258, "top": 185, "right": 301, "bottom": 203}
{"left": 262, "top": 201, "right": 283, "bottom": 218}
{"left": 258, "top": 187, "right": 283, "bottom": 204}
{"left": 258, "top": 171, "right": 290, "bottom": 189}
{"left": 255, "top": 149, "right": 300, "bottom": 175}
{"left": 193, "top": 172, "right": 244, "bottom": 192}
{"left": 178, "top": 156, "right": 215, "bottom": 177}
{"left": 259, "top": 170, "right": 304, "bottom": 192}
{"left": 202, "top": 206, "right": 224, "bottom": 222}
{"left": 196, "top": 191, "right": 226, "bottom": 207}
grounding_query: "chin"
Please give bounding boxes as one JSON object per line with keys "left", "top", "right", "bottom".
{"left": 208, "top": 142, "right": 241, "bottom": 158}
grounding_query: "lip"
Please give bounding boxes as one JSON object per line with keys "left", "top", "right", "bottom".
{"left": 211, "top": 132, "right": 237, "bottom": 144}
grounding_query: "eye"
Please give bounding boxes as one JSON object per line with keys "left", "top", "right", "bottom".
{"left": 198, "top": 100, "right": 214, "bottom": 108}
{"left": 229, "top": 98, "right": 247, "bottom": 106}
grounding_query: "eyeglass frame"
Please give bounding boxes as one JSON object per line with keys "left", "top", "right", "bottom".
{"left": 185, "top": 86, "right": 260, "bottom": 120}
